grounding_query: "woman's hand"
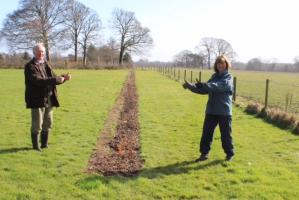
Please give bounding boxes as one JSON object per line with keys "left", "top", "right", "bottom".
{"left": 182, "top": 81, "right": 190, "bottom": 89}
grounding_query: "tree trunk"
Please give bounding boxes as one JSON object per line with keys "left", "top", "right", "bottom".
{"left": 44, "top": 39, "right": 51, "bottom": 63}
{"left": 83, "top": 45, "right": 87, "bottom": 66}
{"left": 74, "top": 33, "right": 78, "bottom": 62}
{"left": 119, "top": 47, "right": 124, "bottom": 64}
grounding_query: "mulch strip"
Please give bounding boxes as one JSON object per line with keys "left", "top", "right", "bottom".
{"left": 87, "top": 71, "right": 144, "bottom": 176}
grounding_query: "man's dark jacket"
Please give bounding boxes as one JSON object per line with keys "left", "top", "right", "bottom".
{"left": 24, "top": 58, "right": 61, "bottom": 108}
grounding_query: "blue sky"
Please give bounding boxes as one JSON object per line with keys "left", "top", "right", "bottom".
{"left": 1, "top": 0, "right": 299, "bottom": 63}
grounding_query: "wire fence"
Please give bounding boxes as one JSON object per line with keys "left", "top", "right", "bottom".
{"left": 137, "top": 66, "right": 299, "bottom": 115}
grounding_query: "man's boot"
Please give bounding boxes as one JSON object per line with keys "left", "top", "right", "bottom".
{"left": 31, "top": 133, "right": 41, "bottom": 151}
{"left": 40, "top": 131, "right": 49, "bottom": 149}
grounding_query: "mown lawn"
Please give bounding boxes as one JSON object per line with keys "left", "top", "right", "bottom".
{"left": 0, "top": 69, "right": 128, "bottom": 200}
{"left": 0, "top": 69, "right": 299, "bottom": 199}
{"left": 136, "top": 71, "right": 299, "bottom": 199}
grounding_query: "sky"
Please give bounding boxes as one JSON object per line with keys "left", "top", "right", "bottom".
{"left": 0, "top": 0, "right": 299, "bottom": 63}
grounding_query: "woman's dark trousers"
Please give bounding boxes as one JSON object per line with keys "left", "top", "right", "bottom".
{"left": 200, "top": 114, "right": 234, "bottom": 157}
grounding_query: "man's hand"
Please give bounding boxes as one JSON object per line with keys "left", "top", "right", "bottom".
{"left": 57, "top": 76, "right": 65, "bottom": 83}
{"left": 64, "top": 73, "right": 72, "bottom": 81}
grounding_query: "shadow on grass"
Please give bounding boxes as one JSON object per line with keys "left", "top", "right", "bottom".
{"left": 139, "top": 159, "right": 224, "bottom": 179}
{"left": 77, "top": 159, "right": 224, "bottom": 189}
{"left": 0, "top": 147, "right": 32, "bottom": 154}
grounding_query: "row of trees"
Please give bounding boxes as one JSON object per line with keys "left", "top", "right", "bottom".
{"left": 173, "top": 37, "right": 235, "bottom": 69}
{"left": 171, "top": 37, "right": 299, "bottom": 72}
{"left": 0, "top": 0, "right": 153, "bottom": 66}
{"left": 239, "top": 58, "right": 299, "bottom": 72}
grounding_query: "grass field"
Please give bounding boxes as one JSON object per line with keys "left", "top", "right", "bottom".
{"left": 166, "top": 68, "right": 299, "bottom": 113}
{"left": 1, "top": 69, "right": 299, "bottom": 199}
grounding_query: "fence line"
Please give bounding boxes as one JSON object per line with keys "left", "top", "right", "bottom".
{"left": 136, "top": 66, "right": 299, "bottom": 115}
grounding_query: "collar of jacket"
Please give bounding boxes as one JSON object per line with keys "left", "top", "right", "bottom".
{"left": 216, "top": 70, "right": 229, "bottom": 77}
{"left": 33, "top": 57, "right": 46, "bottom": 65}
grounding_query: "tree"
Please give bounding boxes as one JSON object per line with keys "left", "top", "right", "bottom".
{"left": 197, "top": 37, "right": 235, "bottom": 69}
{"left": 0, "top": 53, "right": 4, "bottom": 66}
{"left": 63, "top": 0, "right": 89, "bottom": 62}
{"left": 246, "top": 58, "right": 263, "bottom": 71}
{"left": 86, "top": 44, "right": 98, "bottom": 62}
{"left": 123, "top": 52, "right": 133, "bottom": 64}
{"left": 214, "top": 38, "right": 235, "bottom": 61}
{"left": 188, "top": 53, "right": 205, "bottom": 68}
{"left": 79, "top": 9, "right": 101, "bottom": 66}
{"left": 197, "top": 37, "right": 215, "bottom": 69}
{"left": 173, "top": 50, "right": 192, "bottom": 67}
{"left": 173, "top": 50, "right": 204, "bottom": 68}
{"left": 111, "top": 8, "right": 153, "bottom": 64}
{"left": 107, "top": 37, "right": 119, "bottom": 64}
{"left": 22, "top": 51, "right": 31, "bottom": 61}
{"left": 1, "top": 0, "right": 67, "bottom": 62}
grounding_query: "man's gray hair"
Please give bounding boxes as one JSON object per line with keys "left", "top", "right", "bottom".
{"left": 33, "top": 43, "right": 45, "bottom": 56}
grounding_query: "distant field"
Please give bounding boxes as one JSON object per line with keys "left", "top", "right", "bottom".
{"left": 164, "top": 68, "right": 299, "bottom": 113}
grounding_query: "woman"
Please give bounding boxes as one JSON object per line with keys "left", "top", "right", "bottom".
{"left": 183, "top": 55, "right": 234, "bottom": 162}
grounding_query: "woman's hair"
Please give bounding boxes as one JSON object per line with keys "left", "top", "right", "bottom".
{"left": 213, "top": 54, "right": 231, "bottom": 73}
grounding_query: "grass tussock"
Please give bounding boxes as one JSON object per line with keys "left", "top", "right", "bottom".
{"left": 293, "top": 122, "right": 299, "bottom": 135}
{"left": 245, "top": 102, "right": 299, "bottom": 134}
{"left": 244, "top": 102, "right": 263, "bottom": 114}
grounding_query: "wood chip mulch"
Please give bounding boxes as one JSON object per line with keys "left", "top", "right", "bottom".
{"left": 87, "top": 71, "right": 144, "bottom": 176}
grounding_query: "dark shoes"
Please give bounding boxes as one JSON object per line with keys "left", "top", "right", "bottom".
{"left": 225, "top": 155, "right": 234, "bottom": 162}
{"left": 195, "top": 154, "right": 234, "bottom": 162}
{"left": 195, "top": 154, "right": 209, "bottom": 162}
{"left": 40, "top": 131, "right": 49, "bottom": 149}
{"left": 31, "top": 133, "right": 41, "bottom": 151}
{"left": 31, "top": 131, "right": 49, "bottom": 151}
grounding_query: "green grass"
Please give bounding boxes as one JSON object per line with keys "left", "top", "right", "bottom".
{"left": 1, "top": 69, "right": 299, "bottom": 199}
{"left": 0, "top": 69, "right": 128, "bottom": 200}
{"left": 136, "top": 71, "right": 299, "bottom": 199}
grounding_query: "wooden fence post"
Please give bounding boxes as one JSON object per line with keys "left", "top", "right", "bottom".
{"left": 264, "top": 79, "right": 270, "bottom": 109}
{"left": 199, "top": 71, "right": 201, "bottom": 82}
{"left": 178, "top": 70, "right": 180, "bottom": 81}
{"left": 191, "top": 71, "right": 193, "bottom": 83}
{"left": 174, "top": 69, "right": 176, "bottom": 80}
{"left": 233, "top": 77, "right": 237, "bottom": 102}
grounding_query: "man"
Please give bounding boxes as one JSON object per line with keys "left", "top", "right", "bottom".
{"left": 24, "top": 43, "right": 71, "bottom": 151}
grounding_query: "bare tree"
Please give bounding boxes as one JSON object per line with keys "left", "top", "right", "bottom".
{"left": 86, "top": 43, "right": 119, "bottom": 65}
{"left": 197, "top": 37, "right": 236, "bottom": 69}
{"left": 174, "top": 50, "right": 204, "bottom": 68}
{"left": 63, "top": 0, "right": 89, "bottom": 62}
{"left": 174, "top": 50, "right": 192, "bottom": 67}
{"left": 197, "top": 37, "right": 215, "bottom": 69}
{"left": 107, "top": 37, "right": 119, "bottom": 64}
{"left": 111, "top": 8, "right": 153, "bottom": 64}
{"left": 1, "top": 0, "right": 66, "bottom": 62}
{"left": 79, "top": 9, "right": 101, "bottom": 66}
{"left": 214, "top": 38, "right": 236, "bottom": 61}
